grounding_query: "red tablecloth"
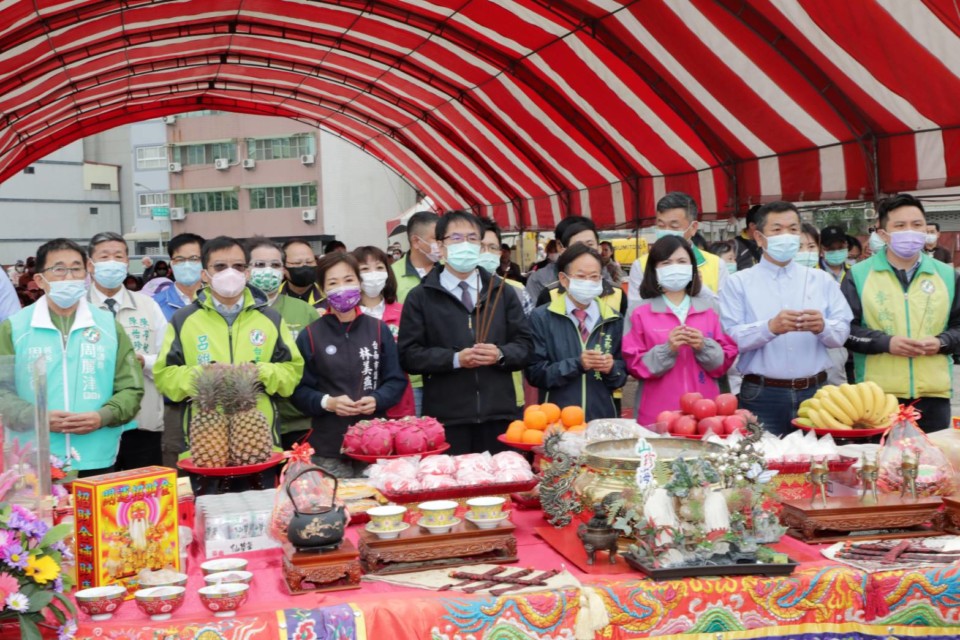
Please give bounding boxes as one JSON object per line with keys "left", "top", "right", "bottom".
{"left": 75, "top": 509, "right": 960, "bottom": 640}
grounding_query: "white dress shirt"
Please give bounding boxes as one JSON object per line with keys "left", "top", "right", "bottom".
{"left": 565, "top": 295, "right": 599, "bottom": 335}
{"left": 720, "top": 256, "right": 853, "bottom": 379}
{"left": 440, "top": 267, "right": 479, "bottom": 307}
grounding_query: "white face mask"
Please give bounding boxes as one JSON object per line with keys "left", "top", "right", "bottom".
{"left": 360, "top": 271, "right": 389, "bottom": 298}
{"left": 565, "top": 278, "right": 603, "bottom": 305}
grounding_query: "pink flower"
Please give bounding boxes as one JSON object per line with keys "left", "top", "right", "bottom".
{"left": 0, "top": 573, "right": 17, "bottom": 602}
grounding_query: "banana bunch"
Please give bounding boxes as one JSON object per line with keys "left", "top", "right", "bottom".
{"left": 796, "top": 382, "right": 899, "bottom": 431}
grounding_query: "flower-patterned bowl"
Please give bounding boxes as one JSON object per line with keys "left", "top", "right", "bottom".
{"left": 198, "top": 583, "right": 249, "bottom": 618}
{"left": 203, "top": 570, "right": 254, "bottom": 587}
{"left": 200, "top": 558, "right": 248, "bottom": 576}
{"left": 133, "top": 586, "right": 186, "bottom": 621}
{"left": 75, "top": 585, "right": 127, "bottom": 621}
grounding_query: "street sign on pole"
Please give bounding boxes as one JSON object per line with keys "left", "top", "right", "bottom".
{"left": 151, "top": 206, "right": 170, "bottom": 219}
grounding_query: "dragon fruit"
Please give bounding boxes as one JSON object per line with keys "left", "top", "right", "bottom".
{"left": 341, "top": 422, "right": 369, "bottom": 454}
{"left": 360, "top": 424, "right": 393, "bottom": 456}
{"left": 394, "top": 425, "right": 429, "bottom": 455}
{"left": 418, "top": 417, "right": 446, "bottom": 449}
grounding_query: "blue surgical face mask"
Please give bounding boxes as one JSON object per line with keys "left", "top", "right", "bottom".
{"left": 45, "top": 278, "right": 87, "bottom": 309}
{"left": 725, "top": 261, "right": 737, "bottom": 274}
{"left": 824, "top": 249, "right": 848, "bottom": 267}
{"left": 565, "top": 278, "right": 603, "bottom": 305}
{"left": 654, "top": 223, "right": 691, "bottom": 241}
{"left": 173, "top": 261, "right": 202, "bottom": 285}
{"left": 868, "top": 232, "right": 886, "bottom": 254}
{"left": 444, "top": 242, "right": 481, "bottom": 273}
{"left": 794, "top": 251, "right": 819, "bottom": 268}
{"left": 477, "top": 252, "right": 500, "bottom": 274}
{"left": 762, "top": 233, "right": 800, "bottom": 263}
{"left": 656, "top": 263, "right": 693, "bottom": 292}
{"left": 93, "top": 260, "right": 128, "bottom": 289}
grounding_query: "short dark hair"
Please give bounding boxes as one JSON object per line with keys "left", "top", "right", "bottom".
{"left": 407, "top": 210, "right": 440, "bottom": 242}
{"left": 500, "top": 243, "right": 511, "bottom": 252}
{"left": 168, "top": 233, "right": 205, "bottom": 258}
{"left": 246, "top": 236, "right": 284, "bottom": 261}
{"left": 929, "top": 222, "right": 941, "bottom": 231}
{"left": 878, "top": 193, "right": 925, "bottom": 229}
{"left": 324, "top": 240, "right": 347, "bottom": 254}
{"left": 600, "top": 240, "right": 614, "bottom": 251}
{"left": 707, "top": 240, "right": 734, "bottom": 257}
{"left": 639, "top": 236, "right": 702, "bottom": 299}
{"left": 201, "top": 236, "right": 249, "bottom": 269}
{"left": 556, "top": 243, "right": 602, "bottom": 276}
{"left": 801, "top": 223, "right": 820, "bottom": 247}
{"left": 544, "top": 239, "right": 558, "bottom": 254}
{"left": 561, "top": 223, "right": 599, "bottom": 248}
{"left": 36, "top": 238, "right": 86, "bottom": 273}
{"left": 745, "top": 204, "right": 761, "bottom": 228}
{"left": 847, "top": 235, "right": 862, "bottom": 252}
{"left": 316, "top": 252, "right": 361, "bottom": 290}
{"left": 555, "top": 215, "right": 594, "bottom": 247}
{"left": 657, "top": 192, "right": 698, "bottom": 221}
{"left": 281, "top": 238, "right": 314, "bottom": 258}
{"left": 87, "top": 232, "right": 127, "bottom": 256}
{"left": 435, "top": 209, "right": 481, "bottom": 241}
{"left": 351, "top": 246, "right": 398, "bottom": 304}
{"left": 479, "top": 217, "right": 502, "bottom": 244}
{"left": 755, "top": 201, "right": 800, "bottom": 233}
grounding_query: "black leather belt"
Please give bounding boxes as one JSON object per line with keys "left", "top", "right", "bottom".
{"left": 742, "top": 371, "right": 827, "bottom": 391}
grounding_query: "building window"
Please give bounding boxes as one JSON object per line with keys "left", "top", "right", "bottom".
{"left": 249, "top": 184, "right": 318, "bottom": 209}
{"left": 172, "top": 190, "right": 239, "bottom": 213}
{"left": 246, "top": 134, "right": 316, "bottom": 161}
{"left": 135, "top": 145, "right": 168, "bottom": 170}
{"left": 90, "top": 183, "right": 112, "bottom": 190}
{"left": 170, "top": 142, "right": 237, "bottom": 166}
{"left": 89, "top": 207, "right": 99, "bottom": 215}
{"left": 23, "top": 166, "right": 34, "bottom": 175}
{"left": 138, "top": 192, "right": 170, "bottom": 218}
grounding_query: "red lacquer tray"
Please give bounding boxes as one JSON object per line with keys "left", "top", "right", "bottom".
{"left": 344, "top": 442, "right": 451, "bottom": 463}
{"left": 791, "top": 419, "right": 889, "bottom": 438}
{"left": 379, "top": 478, "right": 539, "bottom": 503}
{"left": 177, "top": 452, "right": 285, "bottom": 476}
{"left": 496, "top": 434, "right": 540, "bottom": 451}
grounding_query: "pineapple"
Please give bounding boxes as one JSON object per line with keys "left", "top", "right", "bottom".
{"left": 224, "top": 363, "right": 274, "bottom": 465}
{"left": 189, "top": 365, "right": 230, "bottom": 468}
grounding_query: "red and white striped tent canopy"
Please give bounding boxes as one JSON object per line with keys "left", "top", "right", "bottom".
{"left": 1, "top": 1, "right": 958, "bottom": 230}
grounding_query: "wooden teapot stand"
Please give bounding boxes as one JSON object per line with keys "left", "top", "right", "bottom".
{"left": 282, "top": 539, "right": 362, "bottom": 595}
{"left": 780, "top": 494, "right": 945, "bottom": 543}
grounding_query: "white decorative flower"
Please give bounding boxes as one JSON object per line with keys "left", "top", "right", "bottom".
{"left": 6, "top": 592, "right": 29, "bottom": 613}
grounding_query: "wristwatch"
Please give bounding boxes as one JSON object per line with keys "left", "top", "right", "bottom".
{"left": 497, "top": 348, "right": 505, "bottom": 365}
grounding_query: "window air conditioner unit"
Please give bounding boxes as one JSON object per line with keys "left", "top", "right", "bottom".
{"left": 162, "top": 115, "right": 176, "bottom": 125}
{"left": 301, "top": 208, "right": 317, "bottom": 223}
{"left": 214, "top": 158, "right": 230, "bottom": 170}
{"left": 167, "top": 162, "right": 182, "bottom": 173}
{"left": 242, "top": 158, "right": 256, "bottom": 169}
{"left": 169, "top": 207, "right": 186, "bottom": 220}
{"left": 299, "top": 154, "right": 315, "bottom": 165}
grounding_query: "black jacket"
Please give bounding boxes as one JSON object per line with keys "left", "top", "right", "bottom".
{"left": 525, "top": 294, "right": 627, "bottom": 421}
{"left": 734, "top": 235, "right": 762, "bottom": 271}
{"left": 398, "top": 267, "right": 532, "bottom": 427}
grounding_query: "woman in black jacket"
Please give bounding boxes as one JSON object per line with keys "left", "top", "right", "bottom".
{"left": 292, "top": 253, "right": 407, "bottom": 476}
{"left": 525, "top": 244, "right": 627, "bottom": 421}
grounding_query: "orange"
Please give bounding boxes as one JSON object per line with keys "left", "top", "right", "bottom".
{"left": 523, "top": 405, "right": 541, "bottom": 421}
{"left": 505, "top": 420, "right": 526, "bottom": 442}
{"left": 521, "top": 429, "right": 544, "bottom": 445}
{"left": 540, "top": 403, "right": 561, "bottom": 424}
{"left": 566, "top": 423, "right": 587, "bottom": 433}
{"left": 561, "top": 406, "right": 585, "bottom": 428}
{"left": 524, "top": 410, "right": 548, "bottom": 431}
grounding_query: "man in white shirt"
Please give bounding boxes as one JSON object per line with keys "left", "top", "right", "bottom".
{"left": 86, "top": 232, "right": 168, "bottom": 469}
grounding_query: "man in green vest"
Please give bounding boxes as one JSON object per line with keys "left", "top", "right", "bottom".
{"left": 391, "top": 210, "right": 440, "bottom": 416}
{"left": 842, "top": 193, "right": 960, "bottom": 432}
{"left": 246, "top": 237, "right": 319, "bottom": 449}
{"left": 0, "top": 239, "right": 144, "bottom": 476}
{"left": 279, "top": 239, "right": 324, "bottom": 308}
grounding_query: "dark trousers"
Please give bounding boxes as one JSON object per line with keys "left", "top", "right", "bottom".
{"left": 161, "top": 404, "right": 187, "bottom": 473}
{"left": 739, "top": 378, "right": 825, "bottom": 438}
{"left": 115, "top": 429, "right": 162, "bottom": 471}
{"left": 77, "top": 466, "right": 115, "bottom": 479}
{"left": 897, "top": 397, "right": 950, "bottom": 432}
{"left": 445, "top": 420, "right": 511, "bottom": 456}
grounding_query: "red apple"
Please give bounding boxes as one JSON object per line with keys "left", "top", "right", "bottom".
{"left": 697, "top": 416, "right": 724, "bottom": 435}
{"left": 655, "top": 410, "right": 681, "bottom": 432}
{"left": 691, "top": 399, "right": 718, "bottom": 420}
{"left": 672, "top": 415, "right": 698, "bottom": 436}
{"left": 722, "top": 415, "right": 747, "bottom": 435}
{"left": 715, "top": 393, "right": 738, "bottom": 416}
{"left": 679, "top": 392, "right": 703, "bottom": 414}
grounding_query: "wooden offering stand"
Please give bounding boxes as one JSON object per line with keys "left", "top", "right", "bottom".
{"left": 282, "top": 539, "right": 362, "bottom": 595}
{"left": 940, "top": 495, "right": 960, "bottom": 533}
{"left": 781, "top": 495, "right": 945, "bottom": 543}
{"left": 359, "top": 520, "right": 518, "bottom": 575}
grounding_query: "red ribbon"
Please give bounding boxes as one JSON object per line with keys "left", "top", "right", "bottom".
{"left": 286, "top": 442, "right": 315, "bottom": 464}
{"left": 893, "top": 401, "right": 922, "bottom": 427}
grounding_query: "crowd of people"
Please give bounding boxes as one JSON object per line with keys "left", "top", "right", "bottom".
{"left": 0, "top": 191, "right": 957, "bottom": 480}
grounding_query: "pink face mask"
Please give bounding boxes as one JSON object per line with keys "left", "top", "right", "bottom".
{"left": 209, "top": 268, "right": 247, "bottom": 298}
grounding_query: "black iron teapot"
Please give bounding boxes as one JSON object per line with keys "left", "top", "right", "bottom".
{"left": 285, "top": 466, "right": 347, "bottom": 552}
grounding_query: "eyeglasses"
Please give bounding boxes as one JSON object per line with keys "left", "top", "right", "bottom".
{"left": 208, "top": 262, "right": 248, "bottom": 273}
{"left": 170, "top": 256, "right": 201, "bottom": 265}
{"left": 443, "top": 233, "right": 481, "bottom": 244}
{"left": 251, "top": 260, "right": 283, "bottom": 269}
{"left": 285, "top": 260, "right": 316, "bottom": 268}
{"left": 42, "top": 266, "right": 86, "bottom": 279}
{"left": 481, "top": 243, "right": 501, "bottom": 253}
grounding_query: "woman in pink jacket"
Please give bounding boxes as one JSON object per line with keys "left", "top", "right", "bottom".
{"left": 623, "top": 236, "right": 738, "bottom": 426}
{"left": 352, "top": 246, "right": 416, "bottom": 418}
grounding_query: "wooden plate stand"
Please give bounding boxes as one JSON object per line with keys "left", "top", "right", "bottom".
{"left": 780, "top": 494, "right": 945, "bottom": 543}
{"left": 282, "top": 539, "right": 362, "bottom": 595}
{"left": 359, "top": 520, "right": 518, "bottom": 575}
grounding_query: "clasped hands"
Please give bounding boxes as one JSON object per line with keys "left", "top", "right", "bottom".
{"left": 329, "top": 395, "right": 377, "bottom": 417}
{"left": 889, "top": 335, "right": 941, "bottom": 357}
{"left": 581, "top": 349, "right": 614, "bottom": 374}
{"left": 667, "top": 325, "right": 706, "bottom": 352}
{"left": 458, "top": 343, "right": 501, "bottom": 368}
{"left": 49, "top": 411, "right": 102, "bottom": 434}
{"left": 768, "top": 309, "right": 825, "bottom": 335}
